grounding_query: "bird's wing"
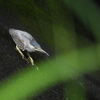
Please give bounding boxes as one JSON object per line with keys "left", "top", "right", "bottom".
{"left": 10, "top": 32, "right": 26, "bottom": 51}
{"left": 17, "top": 30, "right": 33, "bottom": 40}
{"left": 30, "top": 38, "right": 41, "bottom": 48}
{"left": 19, "top": 30, "right": 41, "bottom": 48}
{"left": 10, "top": 28, "right": 41, "bottom": 49}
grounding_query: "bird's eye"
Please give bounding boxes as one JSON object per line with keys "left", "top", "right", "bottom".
{"left": 35, "top": 47, "right": 38, "bottom": 49}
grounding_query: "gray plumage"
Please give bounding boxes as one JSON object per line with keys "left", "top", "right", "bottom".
{"left": 9, "top": 28, "right": 49, "bottom": 55}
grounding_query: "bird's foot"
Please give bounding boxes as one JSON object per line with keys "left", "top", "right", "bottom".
{"left": 28, "top": 56, "right": 34, "bottom": 65}
{"left": 15, "top": 46, "right": 25, "bottom": 59}
{"left": 27, "top": 52, "right": 34, "bottom": 65}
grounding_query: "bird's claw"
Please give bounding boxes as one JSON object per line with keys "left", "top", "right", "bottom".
{"left": 28, "top": 56, "right": 34, "bottom": 65}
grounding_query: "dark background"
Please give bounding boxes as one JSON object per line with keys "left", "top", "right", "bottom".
{"left": 0, "top": 0, "right": 100, "bottom": 100}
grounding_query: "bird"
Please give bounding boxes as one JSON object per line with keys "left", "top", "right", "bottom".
{"left": 9, "top": 28, "right": 49, "bottom": 65}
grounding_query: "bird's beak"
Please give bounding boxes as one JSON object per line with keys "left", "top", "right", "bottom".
{"left": 35, "top": 48, "right": 49, "bottom": 56}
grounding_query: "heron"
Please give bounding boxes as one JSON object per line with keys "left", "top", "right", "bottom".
{"left": 9, "top": 28, "right": 49, "bottom": 65}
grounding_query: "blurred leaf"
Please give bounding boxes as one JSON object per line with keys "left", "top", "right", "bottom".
{"left": 0, "top": 44, "right": 100, "bottom": 100}
{"left": 65, "top": 0, "right": 100, "bottom": 42}
{"left": 64, "top": 79, "right": 86, "bottom": 100}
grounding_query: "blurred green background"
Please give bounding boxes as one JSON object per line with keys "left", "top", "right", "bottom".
{"left": 0, "top": 0, "right": 100, "bottom": 100}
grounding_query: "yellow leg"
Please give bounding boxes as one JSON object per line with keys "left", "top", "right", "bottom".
{"left": 16, "top": 46, "right": 30, "bottom": 63}
{"left": 27, "top": 52, "right": 34, "bottom": 65}
{"left": 16, "top": 46, "right": 25, "bottom": 59}
{"left": 15, "top": 46, "right": 36, "bottom": 67}
{"left": 27, "top": 53, "right": 39, "bottom": 69}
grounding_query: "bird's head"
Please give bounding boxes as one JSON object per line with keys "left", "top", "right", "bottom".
{"left": 34, "top": 47, "right": 49, "bottom": 56}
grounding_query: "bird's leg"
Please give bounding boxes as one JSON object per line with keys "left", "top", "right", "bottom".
{"left": 15, "top": 46, "right": 36, "bottom": 67}
{"left": 27, "top": 52, "right": 39, "bottom": 69}
{"left": 27, "top": 52, "right": 34, "bottom": 65}
{"left": 16, "top": 46, "right": 30, "bottom": 63}
{"left": 15, "top": 46, "right": 25, "bottom": 59}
